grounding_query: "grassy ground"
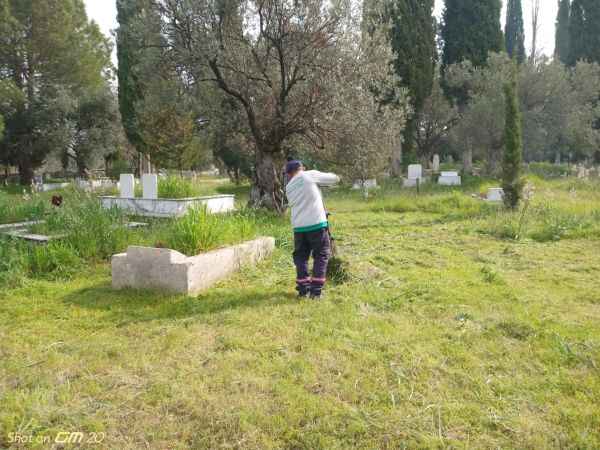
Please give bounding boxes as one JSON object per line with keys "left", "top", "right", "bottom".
{"left": 1, "top": 178, "right": 599, "bottom": 449}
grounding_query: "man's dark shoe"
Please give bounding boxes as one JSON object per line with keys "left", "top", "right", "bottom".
{"left": 309, "top": 292, "right": 323, "bottom": 301}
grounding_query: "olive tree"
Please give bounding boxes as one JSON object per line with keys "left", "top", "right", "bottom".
{"left": 156, "top": 0, "right": 406, "bottom": 211}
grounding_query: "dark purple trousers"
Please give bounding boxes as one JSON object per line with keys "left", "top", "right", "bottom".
{"left": 293, "top": 228, "right": 331, "bottom": 296}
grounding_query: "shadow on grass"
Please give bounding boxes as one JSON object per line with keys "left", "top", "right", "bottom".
{"left": 61, "top": 282, "right": 297, "bottom": 326}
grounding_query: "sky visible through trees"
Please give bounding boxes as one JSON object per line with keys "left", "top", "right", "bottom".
{"left": 85, "top": 0, "right": 558, "bottom": 66}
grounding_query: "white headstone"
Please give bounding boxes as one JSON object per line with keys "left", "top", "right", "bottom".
{"left": 438, "top": 173, "right": 462, "bottom": 186}
{"left": 432, "top": 154, "right": 440, "bottom": 172}
{"left": 408, "top": 164, "right": 423, "bottom": 180}
{"left": 119, "top": 174, "right": 135, "bottom": 198}
{"left": 487, "top": 188, "right": 504, "bottom": 202}
{"left": 441, "top": 171, "right": 458, "bottom": 177}
{"left": 142, "top": 174, "right": 158, "bottom": 199}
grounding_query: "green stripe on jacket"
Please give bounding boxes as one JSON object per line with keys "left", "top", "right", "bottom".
{"left": 294, "top": 221, "right": 329, "bottom": 233}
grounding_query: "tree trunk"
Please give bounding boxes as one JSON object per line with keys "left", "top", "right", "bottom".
{"left": 555, "top": 151, "right": 561, "bottom": 165}
{"left": 19, "top": 162, "right": 34, "bottom": 186}
{"left": 391, "top": 138, "right": 403, "bottom": 177}
{"left": 250, "top": 151, "right": 285, "bottom": 212}
{"left": 463, "top": 146, "right": 473, "bottom": 174}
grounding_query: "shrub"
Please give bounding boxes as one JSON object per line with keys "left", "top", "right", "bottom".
{"left": 502, "top": 78, "right": 524, "bottom": 209}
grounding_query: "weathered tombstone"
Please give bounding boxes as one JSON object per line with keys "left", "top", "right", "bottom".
{"left": 142, "top": 174, "right": 158, "bottom": 199}
{"left": 438, "top": 171, "right": 461, "bottom": 186}
{"left": 408, "top": 164, "right": 423, "bottom": 180}
{"left": 432, "top": 154, "right": 440, "bottom": 172}
{"left": 119, "top": 174, "right": 135, "bottom": 198}
{"left": 487, "top": 188, "right": 504, "bottom": 202}
{"left": 403, "top": 164, "right": 424, "bottom": 188}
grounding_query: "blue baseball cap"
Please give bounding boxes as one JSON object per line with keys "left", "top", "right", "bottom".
{"left": 285, "top": 160, "right": 303, "bottom": 174}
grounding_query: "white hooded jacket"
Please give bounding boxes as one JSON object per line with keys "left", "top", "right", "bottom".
{"left": 286, "top": 170, "right": 340, "bottom": 232}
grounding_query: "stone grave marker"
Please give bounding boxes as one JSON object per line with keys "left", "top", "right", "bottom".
{"left": 120, "top": 174, "right": 135, "bottom": 198}
{"left": 142, "top": 174, "right": 158, "bottom": 199}
{"left": 438, "top": 171, "right": 461, "bottom": 186}
{"left": 487, "top": 188, "right": 504, "bottom": 202}
{"left": 432, "top": 154, "right": 440, "bottom": 172}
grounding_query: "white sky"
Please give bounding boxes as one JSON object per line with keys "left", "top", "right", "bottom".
{"left": 84, "top": 0, "right": 557, "bottom": 66}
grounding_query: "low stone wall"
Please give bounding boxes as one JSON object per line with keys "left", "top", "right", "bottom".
{"left": 112, "top": 237, "right": 276, "bottom": 295}
{"left": 100, "top": 195, "right": 235, "bottom": 218}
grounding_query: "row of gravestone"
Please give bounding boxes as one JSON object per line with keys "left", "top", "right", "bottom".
{"left": 405, "top": 164, "right": 462, "bottom": 187}
{"left": 119, "top": 174, "right": 158, "bottom": 199}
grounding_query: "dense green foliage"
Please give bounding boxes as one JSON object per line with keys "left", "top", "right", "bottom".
{"left": 0, "top": 0, "right": 114, "bottom": 184}
{"left": 384, "top": 0, "right": 437, "bottom": 158}
{"left": 116, "top": 0, "right": 145, "bottom": 153}
{"left": 505, "top": 0, "right": 526, "bottom": 63}
{"left": 441, "top": 0, "right": 503, "bottom": 71}
{"left": 445, "top": 53, "right": 600, "bottom": 171}
{"left": 555, "top": 0, "right": 571, "bottom": 65}
{"left": 502, "top": 76, "right": 524, "bottom": 209}
{"left": 568, "top": 0, "right": 587, "bottom": 66}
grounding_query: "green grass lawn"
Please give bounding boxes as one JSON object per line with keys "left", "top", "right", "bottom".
{"left": 1, "top": 178, "right": 599, "bottom": 449}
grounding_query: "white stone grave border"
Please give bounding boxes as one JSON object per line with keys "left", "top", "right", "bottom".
{"left": 112, "top": 237, "right": 276, "bottom": 295}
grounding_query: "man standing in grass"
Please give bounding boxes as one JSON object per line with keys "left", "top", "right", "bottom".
{"left": 285, "top": 160, "right": 340, "bottom": 299}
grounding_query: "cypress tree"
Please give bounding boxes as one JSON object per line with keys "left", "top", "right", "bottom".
{"left": 116, "top": 0, "right": 145, "bottom": 152}
{"left": 582, "top": 0, "right": 600, "bottom": 64}
{"left": 387, "top": 0, "right": 437, "bottom": 159}
{"left": 502, "top": 73, "right": 524, "bottom": 210}
{"left": 568, "top": 0, "right": 586, "bottom": 66}
{"left": 441, "top": 0, "right": 503, "bottom": 71}
{"left": 555, "top": 0, "right": 571, "bottom": 64}
{"left": 505, "top": 0, "right": 526, "bottom": 63}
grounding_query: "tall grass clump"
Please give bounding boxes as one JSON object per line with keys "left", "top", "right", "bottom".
{"left": 33, "top": 192, "right": 131, "bottom": 260}
{"left": 0, "top": 190, "right": 46, "bottom": 224}
{"left": 373, "top": 191, "right": 498, "bottom": 221}
{"left": 158, "top": 176, "right": 197, "bottom": 199}
{"left": 527, "top": 162, "right": 569, "bottom": 179}
{"left": 164, "top": 207, "right": 258, "bottom": 255}
{"left": 480, "top": 201, "right": 600, "bottom": 242}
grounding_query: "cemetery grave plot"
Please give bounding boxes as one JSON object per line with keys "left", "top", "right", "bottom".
{"left": 100, "top": 174, "right": 236, "bottom": 218}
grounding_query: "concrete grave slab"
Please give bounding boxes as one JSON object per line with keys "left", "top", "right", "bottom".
{"left": 438, "top": 171, "right": 462, "bottom": 186}
{"left": 100, "top": 195, "right": 235, "bottom": 218}
{"left": 487, "top": 188, "right": 505, "bottom": 202}
{"left": 112, "top": 237, "right": 276, "bottom": 295}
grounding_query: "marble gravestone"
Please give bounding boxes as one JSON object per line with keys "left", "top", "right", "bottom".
{"left": 142, "top": 174, "right": 158, "bottom": 199}
{"left": 432, "top": 154, "right": 440, "bottom": 172}
{"left": 120, "top": 174, "right": 135, "bottom": 198}
{"left": 404, "top": 164, "right": 423, "bottom": 187}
